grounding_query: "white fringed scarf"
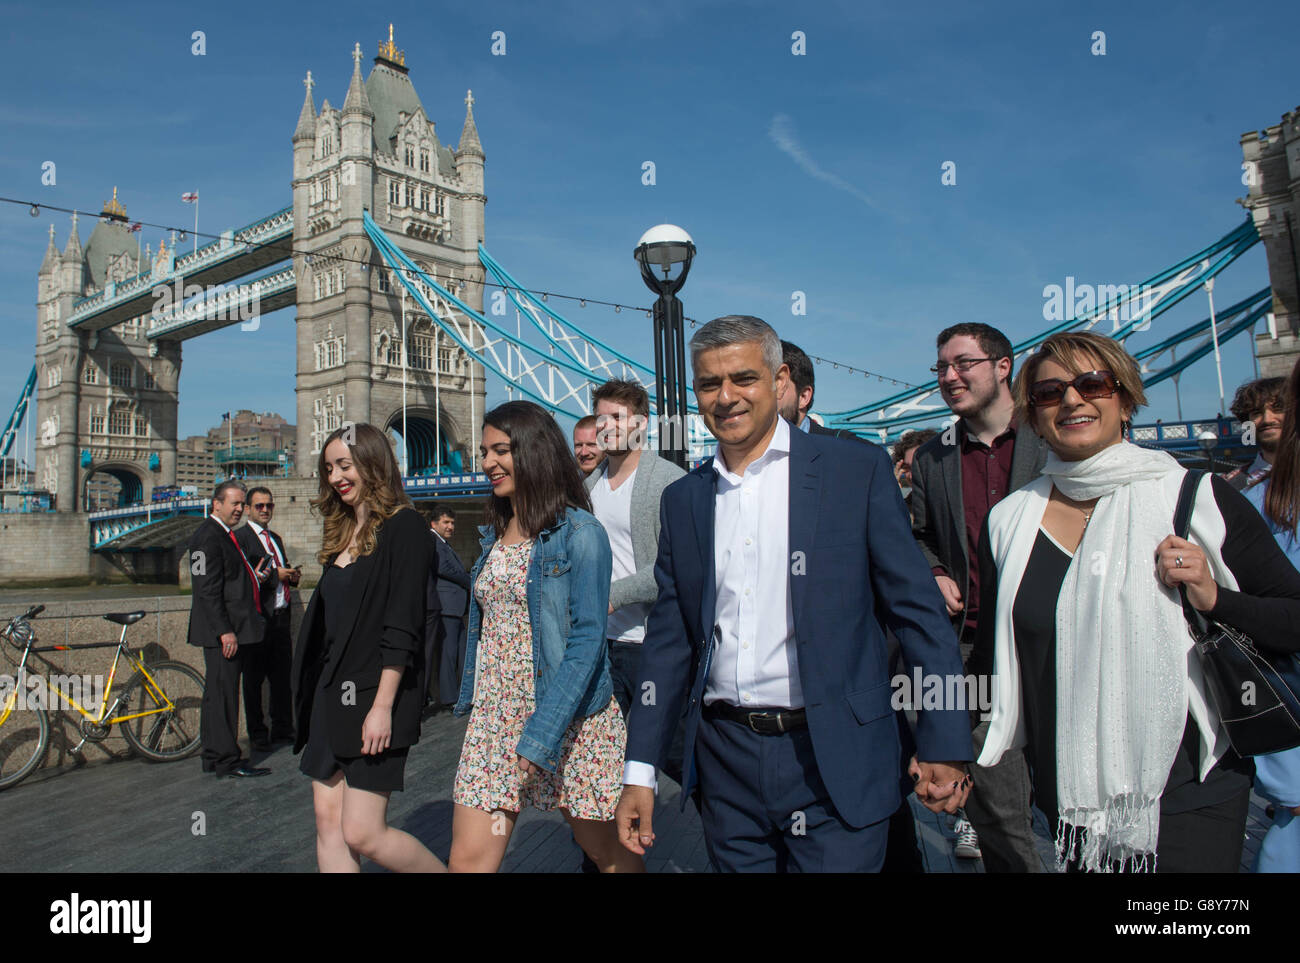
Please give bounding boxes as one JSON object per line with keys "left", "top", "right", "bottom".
{"left": 1045, "top": 442, "right": 1191, "bottom": 871}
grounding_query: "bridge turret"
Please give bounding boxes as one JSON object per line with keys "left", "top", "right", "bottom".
{"left": 39, "top": 223, "right": 59, "bottom": 276}
{"left": 455, "top": 89, "right": 486, "bottom": 250}
{"left": 60, "top": 210, "right": 85, "bottom": 296}
{"left": 1241, "top": 107, "right": 1300, "bottom": 378}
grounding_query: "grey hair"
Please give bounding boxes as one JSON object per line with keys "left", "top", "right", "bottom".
{"left": 689, "top": 315, "right": 783, "bottom": 376}
{"left": 212, "top": 479, "right": 246, "bottom": 504}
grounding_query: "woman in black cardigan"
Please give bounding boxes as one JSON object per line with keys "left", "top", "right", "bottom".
{"left": 292, "top": 423, "right": 446, "bottom": 873}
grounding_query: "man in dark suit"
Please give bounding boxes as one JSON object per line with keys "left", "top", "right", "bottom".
{"left": 236, "top": 486, "right": 299, "bottom": 750}
{"left": 778, "top": 339, "right": 925, "bottom": 873}
{"left": 616, "top": 316, "right": 972, "bottom": 872}
{"left": 420, "top": 504, "right": 467, "bottom": 711}
{"left": 188, "top": 480, "right": 271, "bottom": 778}
{"left": 910, "top": 322, "right": 1049, "bottom": 870}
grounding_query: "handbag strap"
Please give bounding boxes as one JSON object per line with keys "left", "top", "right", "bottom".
{"left": 1172, "top": 469, "right": 1210, "bottom": 636}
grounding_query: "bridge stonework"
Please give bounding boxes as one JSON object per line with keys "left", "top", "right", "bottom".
{"left": 1242, "top": 107, "right": 1300, "bottom": 379}
{"left": 291, "top": 38, "right": 487, "bottom": 476}
{"left": 34, "top": 198, "right": 183, "bottom": 512}
{"left": 30, "top": 30, "right": 488, "bottom": 518}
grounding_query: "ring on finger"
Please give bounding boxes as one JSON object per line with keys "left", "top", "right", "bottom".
{"left": 1175, "top": 555, "right": 1184, "bottom": 568}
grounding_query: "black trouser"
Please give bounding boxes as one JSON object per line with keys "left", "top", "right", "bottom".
{"left": 243, "top": 609, "right": 293, "bottom": 741}
{"left": 201, "top": 644, "right": 251, "bottom": 775}
{"left": 1064, "top": 786, "right": 1251, "bottom": 873}
{"left": 437, "top": 616, "right": 467, "bottom": 706}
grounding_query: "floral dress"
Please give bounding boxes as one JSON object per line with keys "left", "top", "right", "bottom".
{"left": 452, "top": 539, "right": 626, "bottom": 820}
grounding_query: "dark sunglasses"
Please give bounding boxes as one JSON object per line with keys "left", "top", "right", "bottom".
{"left": 251, "top": 502, "right": 274, "bottom": 510}
{"left": 1027, "top": 370, "right": 1121, "bottom": 408}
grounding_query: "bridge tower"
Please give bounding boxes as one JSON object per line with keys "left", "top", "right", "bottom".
{"left": 1241, "top": 107, "right": 1300, "bottom": 379}
{"left": 291, "top": 27, "right": 487, "bottom": 476}
{"left": 34, "top": 193, "right": 180, "bottom": 511}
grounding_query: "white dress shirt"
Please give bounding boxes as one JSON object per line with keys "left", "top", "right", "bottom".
{"left": 246, "top": 520, "right": 287, "bottom": 610}
{"left": 624, "top": 416, "right": 799, "bottom": 789}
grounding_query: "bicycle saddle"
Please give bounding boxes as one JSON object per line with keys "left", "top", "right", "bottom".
{"left": 103, "top": 611, "right": 146, "bottom": 625}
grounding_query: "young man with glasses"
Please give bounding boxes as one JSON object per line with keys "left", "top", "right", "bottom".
{"left": 909, "top": 323, "right": 1048, "bottom": 871}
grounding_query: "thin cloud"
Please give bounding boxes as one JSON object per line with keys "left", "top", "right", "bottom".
{"left": 768, "top": 113, "right": 878, "bottom": 210}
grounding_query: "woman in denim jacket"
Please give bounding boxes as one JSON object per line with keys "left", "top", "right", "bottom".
{"left": 449, "top": 401, "right": 644, "bottom": 872}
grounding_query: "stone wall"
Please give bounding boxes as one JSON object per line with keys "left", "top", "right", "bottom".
{"left": 0, "top": 513, "right": 118, "bottom": 584}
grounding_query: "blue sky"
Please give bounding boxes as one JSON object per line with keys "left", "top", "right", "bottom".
{"left": 0, "top": 0, "right": 1296, "bottom": 452}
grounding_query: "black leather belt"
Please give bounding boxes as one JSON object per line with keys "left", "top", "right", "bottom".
{"left": 704, "top": 702, "right": 807, "bottom": 734}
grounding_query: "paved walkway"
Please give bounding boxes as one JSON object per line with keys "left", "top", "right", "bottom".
{"left": 0, "top": 709, "right": 1272, "bottom": 872}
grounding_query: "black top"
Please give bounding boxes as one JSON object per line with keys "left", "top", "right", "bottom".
{"left": 291, "top": 508, "right": 434, "bottom": 757}
{"left": 969, "top": 474, "right": 1300, "bottom": 827}
{"left": 317, "top": 557, "right": 368, "bottom": 677}
{"left": 1012, "top": 529, "right": 1252, "bottom": 832}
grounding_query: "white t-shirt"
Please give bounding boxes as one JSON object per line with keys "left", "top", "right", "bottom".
{"left": 590, "top": 464, "right": 650, "bottom": 643}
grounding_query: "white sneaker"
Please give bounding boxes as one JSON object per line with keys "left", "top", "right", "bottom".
{"left": 954, "top": 815, "right": 982, "bottom": 859}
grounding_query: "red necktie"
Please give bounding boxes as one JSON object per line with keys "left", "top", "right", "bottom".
{"left": 261, "top": 530, "right": 286, "bottom": 608}
{"left": 228, "top": 530, "right": 263, "bottom": 614}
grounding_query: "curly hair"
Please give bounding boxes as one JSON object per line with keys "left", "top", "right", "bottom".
{"left": 1261, "top": 360, "right": 1299, "bottom": 534}
{"left": 312, "top": 422, "right": 412, "bottom": 565}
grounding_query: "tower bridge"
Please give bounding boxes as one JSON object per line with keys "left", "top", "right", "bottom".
{"left": 33, "top": 28, "right": 489, "bottom": 514}
{"left": 4, "top": 26, "right": 1299, "bottom": 588}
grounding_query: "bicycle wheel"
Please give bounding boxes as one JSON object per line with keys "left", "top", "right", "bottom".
{"left": 0, "top": 691, "right": 48, "bottom": 790}
{"left": 119, "top": 660, "right": 204, "bottom": 762}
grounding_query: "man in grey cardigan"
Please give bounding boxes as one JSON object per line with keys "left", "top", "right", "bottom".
{"left": 584, "top": 380, "right": 687, "bottom": 718}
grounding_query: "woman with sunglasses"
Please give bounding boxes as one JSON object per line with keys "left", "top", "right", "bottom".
{"left": 1242, "top": 356, "right": 1300, "bottom": 872}
{"left": 968, "top": 331, "right": 1300, "bottom": 872}
{"left": 447, "top": 401, "right": 644, "bottom": 873}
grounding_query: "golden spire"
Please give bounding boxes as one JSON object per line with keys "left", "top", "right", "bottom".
{"left": 378, "top": 23, "right": 405, "bottom": 66}
{"left": 101, "top": 186, "right": 126, "bottom": 220}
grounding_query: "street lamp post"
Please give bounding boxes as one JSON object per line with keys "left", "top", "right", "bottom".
{"left": 635, "top": 225, "right": 696, "bottom": 469}
{"left": 1197, "top": 429, "right": 1218, "bottom": 474}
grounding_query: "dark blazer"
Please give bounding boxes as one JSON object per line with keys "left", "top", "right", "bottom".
{"left": 235, "top": 523, "right": 289, "bottom": 614}
{"left": 291, "top": 507, "right": 432, "bottom": 757}
{"left": 909, "top": 422, "right": 1048, "bottom": 643}
{"left": 807, "top": 420, "right": 862, "bottom": 442}
{"left": 186, "top": 517, "right": 268, "bottom": 648}
{"left": 432, "top": 533, "right": 471, "bottom": 618}
{"left": 626, "top": 426, "right": 971, "bottom": 830}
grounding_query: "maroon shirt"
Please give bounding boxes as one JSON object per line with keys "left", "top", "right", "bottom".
{"left": 945, "top": 423, "right": 1017, "bottom": 634}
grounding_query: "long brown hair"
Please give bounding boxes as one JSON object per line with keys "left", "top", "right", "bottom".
{"left": 482, "top": 401, "right": 591, "bottom": 538}
{"left": 312, "top": 422, "right": 412, "bottom": 565}
{"left": 1261, "top": 356, "right": 1299, "bottom": 535}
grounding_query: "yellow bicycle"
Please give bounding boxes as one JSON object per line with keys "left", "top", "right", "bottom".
{"left": 0, "top": 605, "right": 204, "bottom": 790}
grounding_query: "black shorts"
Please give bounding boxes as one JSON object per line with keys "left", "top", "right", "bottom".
{"left": 298, "top": 680, "right": 409, "bottom": 793}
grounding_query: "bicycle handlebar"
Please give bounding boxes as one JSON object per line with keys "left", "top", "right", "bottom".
{"left": 23, "top": 605, "right": 44, "bottom": 620}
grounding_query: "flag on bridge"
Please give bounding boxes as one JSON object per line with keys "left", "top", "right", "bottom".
{"left": 181, "top": 192, "right": 199, "bottom": 203}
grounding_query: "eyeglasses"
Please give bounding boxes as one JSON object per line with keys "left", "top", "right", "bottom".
{"left": 1027, "top": 370, "right": 1121, "bottom": 408}
{"left": 930, "top": 358, "right": 994, "bottom": 376}
{"left": 252, "top": 502, "right": 274, "bottom": 510}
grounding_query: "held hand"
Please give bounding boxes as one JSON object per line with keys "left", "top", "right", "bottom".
{"left": 615, "top": 785, "right": 656, "bottom": 855}
{"left": 219, "top": 632, "right": 238, "bottom": 659}
{"left": 254, "top": 557, "right": 269, "bottom": 583}
{"left": 1155, "top": 535, "right": 1218, "bottom": 612}
{"left": 935, "top": 575, "right": 964, "bottom": 617}
{"left": 275, "top": 566, "right": 294, "bottom": 582}
{"left": 516, "top": 754, "right": 539, "bottom": 778}
{"left": 908, "top": 756, "right": 972, "bottom": 814}
{"left": 360, "top": 705, "right": 392, "bottom": 755}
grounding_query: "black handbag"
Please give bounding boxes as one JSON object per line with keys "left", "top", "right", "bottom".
{"left": 1173, "top": 470, "right": 1300, "bottom": 757}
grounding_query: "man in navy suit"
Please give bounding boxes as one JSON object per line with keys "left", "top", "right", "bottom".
{"left": 615, "top": 316, "right": 971, "bottom": 871}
